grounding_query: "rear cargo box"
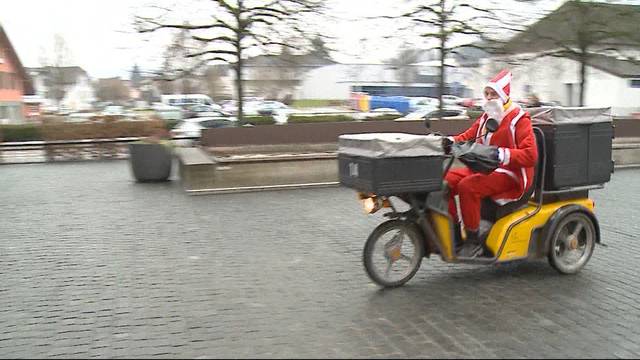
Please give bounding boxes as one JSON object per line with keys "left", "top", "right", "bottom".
{"left": 531, "top": 107, "right": 614, "bottom": 190}
{"left": 338, "top": 133, "right": 445, "bottom": 195}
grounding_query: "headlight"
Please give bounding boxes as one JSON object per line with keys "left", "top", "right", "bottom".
{"left": 362, "top": 196, "right": 390, "bottom": 214}
{"left": 363, "top": 197, "right": 380, "bottom": 214}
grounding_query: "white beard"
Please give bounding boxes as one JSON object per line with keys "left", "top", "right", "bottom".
{"left": 483, "top": 99, "right": 504, "bottom": 123}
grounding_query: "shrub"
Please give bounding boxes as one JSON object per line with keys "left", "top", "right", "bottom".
{"left": 287, "top": 114, "right": 354, "bottom": 124}
{"left": 40, "top": 120, "right": 166, "bottom": 141}
{"left": 164, "top": 119, "right": 181, "bottom": 130}
{"left": 291, "top": 99, "right": 348, "bottom": 108}
{"left": 0, "top": 124, "right": 43, "bottom": 142}
{"left": 364, "top": 114, "right": 403, "bottom": 121}
{"left": 242, "top": 115, "right": 276, "bottom": 126}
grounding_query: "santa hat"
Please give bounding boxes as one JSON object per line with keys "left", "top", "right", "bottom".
{"left": 486, "top": 69, "right": 512, "bottom": 104}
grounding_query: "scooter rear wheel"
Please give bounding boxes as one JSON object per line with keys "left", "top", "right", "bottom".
{"left": 548, "top": 212, "right": 596, "bottom": 274}
{"left": 363, "top": 220, "right": 424, "bottom": 288}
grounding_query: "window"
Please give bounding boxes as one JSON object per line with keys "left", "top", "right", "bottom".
{"left": 630, "top": 79, "right": 640, "bottom": 88}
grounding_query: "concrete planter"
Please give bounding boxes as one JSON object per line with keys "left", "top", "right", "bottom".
{"left": 128, "top": 143, "right": 173, "bottom": 182}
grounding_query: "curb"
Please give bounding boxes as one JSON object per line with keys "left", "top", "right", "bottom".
{"left": 186, "top": 162, "right": 638, "bottom": 195}
{"left": 185, "top": 182, "right": 341, "bottom": 195}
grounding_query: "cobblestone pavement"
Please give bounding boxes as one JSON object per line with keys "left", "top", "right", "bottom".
{"left": 1, "top": 161, "right": 640, "bottom": 358}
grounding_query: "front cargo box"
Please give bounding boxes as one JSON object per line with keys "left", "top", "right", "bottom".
{"left": 338, "top": 133, "right": 445, "bottom": 195}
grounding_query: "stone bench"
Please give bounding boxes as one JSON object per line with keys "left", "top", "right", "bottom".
{"left": 174, "top": 147, "right": 216, "bottom": 190}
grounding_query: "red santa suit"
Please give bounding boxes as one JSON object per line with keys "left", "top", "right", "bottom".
{"left": 445, "top": 70, "right": 538, "bottom": 231}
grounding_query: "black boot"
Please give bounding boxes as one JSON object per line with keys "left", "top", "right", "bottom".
{"left": 458, "top": 230, "right": 483, "bottom": 258}
{"left": 453, "top": 223, "right": 463, "bottom": 252}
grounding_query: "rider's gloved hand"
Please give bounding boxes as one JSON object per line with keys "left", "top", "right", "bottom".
{"left": 441, "top": 137, "right": 454, "bottom": 155}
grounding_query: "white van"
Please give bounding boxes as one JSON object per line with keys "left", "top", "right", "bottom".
{"left": 161, "top": 94, "right": 215, "bottom": 108}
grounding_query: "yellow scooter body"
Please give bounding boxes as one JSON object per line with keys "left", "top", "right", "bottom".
{"left": 429, "top": 198, "right": 595, "bottom": 262}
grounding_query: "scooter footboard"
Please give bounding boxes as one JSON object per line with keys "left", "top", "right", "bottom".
{"left": 428, "top": 210, "right": 456, "bottom": 261}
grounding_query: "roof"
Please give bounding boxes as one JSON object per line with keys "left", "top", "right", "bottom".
{"left": 503, "top": 1, "right": 640, "bottom": 54}
{"left": 0, "top": 24, "right": 35, "bottom": 95}
{"left": 27, "top": 66, "right": 89, "bottom": 86}
{"left": 575, "top": 53, "right": 640, "bottom": 78}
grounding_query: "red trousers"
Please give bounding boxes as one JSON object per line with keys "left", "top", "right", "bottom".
{"left": 445, "top": 167, "right": 518, "bottom": 231}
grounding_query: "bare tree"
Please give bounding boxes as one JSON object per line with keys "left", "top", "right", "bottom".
{"left": 387, "top": 46, "right": 425, "bottom": 87}
{"left": 376, "top": 0, "right": 534, "bottom": 115}
{"left": 135, "top": 0, "right": 324, "bottom": 123}
{"left": 503, "top": 0, "right": 640, "bottom": 106}
{"left": 48, "top": 34, "right": 73, "bottom": 107}
{"left": 159, "top": 24, "right": 203, "bottom": 95}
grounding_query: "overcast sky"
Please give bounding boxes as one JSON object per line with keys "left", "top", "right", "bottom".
{"left": 0, "top": 0, "right": 615, "bottom": 80}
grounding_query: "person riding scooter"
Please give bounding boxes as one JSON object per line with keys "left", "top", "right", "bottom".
{"left": 442, "top": 70, "right": 538, "bottom": 258}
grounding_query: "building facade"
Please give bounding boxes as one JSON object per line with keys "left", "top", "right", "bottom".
{"left": 0, "top": 25, "right": 34, "bottom": 124}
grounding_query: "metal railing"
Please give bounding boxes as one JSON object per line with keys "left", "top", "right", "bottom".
{"left": 0, "top": 136, "right": 198, "bottom": 165}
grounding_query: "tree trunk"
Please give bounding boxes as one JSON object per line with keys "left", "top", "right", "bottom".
{"left": 236, "top": 57, "right": 244, "bottom": 124}
{"left": 438, "top": 0, "right": 446, "bottom": 118}
{"left": 579, "top": 54, "right": 586, "bottom": 107}
{"left": 235, "top": 0, "right": 244, "bottom": 124}
{"left": 439, "top": 47, "right": 445, "bottom": 117}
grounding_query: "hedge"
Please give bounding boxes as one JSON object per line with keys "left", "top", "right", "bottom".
{"left": 0, "top": 124, "right": 42, "bottom": 142}
{"left": 0, "top": 120, "right": 166, "bottom": 142}
{"left": 242, "top": 115, "right": 276, "bottom": 126}
{"left": 364, "top": 114, "right": 402, "bottom": 121}
{"left": 164, "top": 119, "right": 181, "bottom": 130}
{"left": 41, "top": 120, "right": 166, "bottom": 141}
{"left": 291, "top": 99, "right": 348, "bottom": 108}
{"left": 287, "top": 114, "right": 353, "bottom": 124}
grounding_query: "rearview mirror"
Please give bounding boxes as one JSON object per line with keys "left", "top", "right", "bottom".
{"left": 486, "top": 118, "right": 499, "bottom": 133}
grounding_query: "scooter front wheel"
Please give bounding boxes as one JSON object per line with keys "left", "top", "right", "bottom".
{"left": 363, "top": 220, "right": 425, "bottom": 288}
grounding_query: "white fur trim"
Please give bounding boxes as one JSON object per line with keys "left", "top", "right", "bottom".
{"left": 501, "top": 148, "right": 511, "bottom": 166}
{"left": 494, "top": 197, "right": 520, "bottom": 206}
{"left": 487, "top": 82, "right": 508, "bottom": 103}
{"left": 495, "top": 168, "right": 518, "bottom": 181}
{"left": 509, "top": 109, "right": 526, "bottom": 145}
{"left": 485, "top": 132, "right": 493, "bottom": 144}
{"left": 475, "top": 114, "right": 488, "bottom": 140}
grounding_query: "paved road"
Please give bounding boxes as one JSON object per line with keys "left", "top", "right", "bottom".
{"left": 1, "top": 161, "right": 639, "bottom": 358}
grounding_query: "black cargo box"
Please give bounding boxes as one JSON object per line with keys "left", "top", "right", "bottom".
{"left": 531, "top": 107, "right": 614, "bottom": 190}
{"left": 338, "top": 133, "right": 445, "bottom": 195}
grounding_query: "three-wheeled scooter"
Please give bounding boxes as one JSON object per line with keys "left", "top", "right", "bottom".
{"left": 338, "top": 107, "right": 613, "bottom": 288}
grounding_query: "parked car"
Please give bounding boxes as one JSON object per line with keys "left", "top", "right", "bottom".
{"left": 255, "top": 101, "right": 292, "bottom": 124}
{"left": 460, "top": 98, "right": 484, "bottom": 110}
{"left": 66, "top": 112, "right": 98, "bottom": 123}
{"left": 256, "top": 101, "right": 289, "bottom": 115}
{"left": 42, "top": 105, "right": 59, "bottom": 115}
{"left": 183, "top": 104, "right": 224, "bottom": 118}
{"left": 102, "top": 105, "right": 125, "bottom": 116}
{"left": 170, "top": 116, "right": 238, "bottom": 138}
{"left": 395, "top": 105, "right": 438, "bottom": 121}
{"left": 220, "top": 100, "right": 237, "bottom": 115}
{"left": 102, "top": 106, "right": 136, "bottom": 120}
{"left": 152, "top": 103, "right": 183, "bottom": 121}
{"left": 442, "top": 95, "right": 462, "bottom": 106}
{"left": 409, "top": 97, "right": 439, "bottom": 111}
{"left": 424, "top": 107, "right": 468, "bottom": 120}
{"left": 396, "top": 105, "right": 467, "bottom": 121}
